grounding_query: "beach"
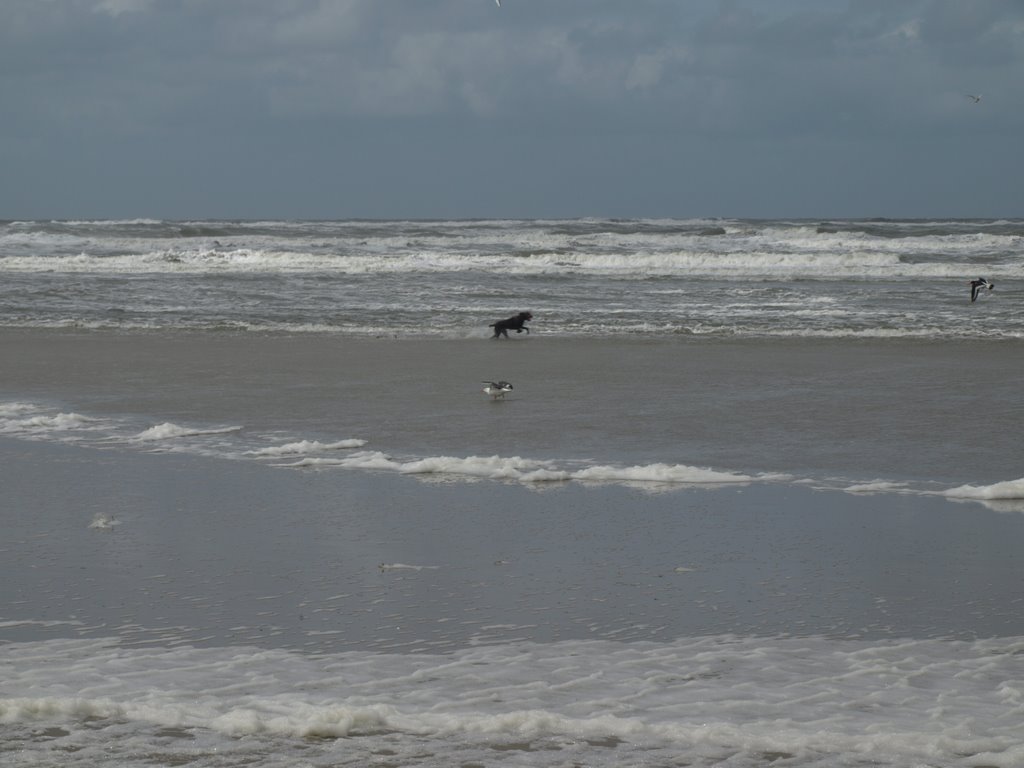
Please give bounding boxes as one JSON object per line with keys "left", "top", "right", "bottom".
{"left": 3, "top": 328, "right": 1024, "bottom": 766}
{"left": 3, "top": 216, "right": 1024, "bottom": 766}
{"left": 8, "top": 327, "right": 1024, "bottom": 651}
{"left": 3, "top": 328, "right": 1023, "bottom": 486}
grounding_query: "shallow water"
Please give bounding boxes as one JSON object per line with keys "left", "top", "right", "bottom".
{"left": 2, "top": 332, "right": 1023, "bottom": 494}
{"left": 4, "top": 437, "right": 1022, "bottom": 652}
{"left": 3, "top": 431, "right": 1024, "bottom": 767}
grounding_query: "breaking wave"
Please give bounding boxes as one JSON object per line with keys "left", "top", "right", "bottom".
{"left": 3, "top": 635, "right": 1024, "bottom": 767}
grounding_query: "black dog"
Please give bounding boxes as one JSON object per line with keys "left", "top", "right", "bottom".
{"left": 489, "top": 311, "right": 533, "bottom": 339}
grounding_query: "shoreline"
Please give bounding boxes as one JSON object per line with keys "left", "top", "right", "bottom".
{"left": 3, "top": 326, "right": 1024, "bottom": 488}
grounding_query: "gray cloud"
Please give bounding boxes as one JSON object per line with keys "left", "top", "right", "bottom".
{"left": 2, "top": 0, "right": 1022, "bottom": 218}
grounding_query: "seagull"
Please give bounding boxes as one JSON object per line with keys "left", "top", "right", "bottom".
{"left": 482, "top": 380, "right": 513, "bottom": 399}
{"left": 966, "top": 94, "right": 982, "bottom": 103}
{"left": 969, "top": 278, "right": 994, "bottom": 302}
{"left": 495, "top": 0, "right": 500, "bottom": 6}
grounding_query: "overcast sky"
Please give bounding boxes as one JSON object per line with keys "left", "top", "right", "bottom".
{"left": 2, "top": 0, "right": 1022, "bottom": 220}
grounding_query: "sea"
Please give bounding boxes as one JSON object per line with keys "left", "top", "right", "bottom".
{"left": 2, "top": 218, "right": 1023, "bottom": 767}
{"left": 1, "top": 217, "right": 1023, "bottom": 339}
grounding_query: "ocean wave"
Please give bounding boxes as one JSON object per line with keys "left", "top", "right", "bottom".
{"left": 0, "top": 399, "right": 1013, "bottom": 504}
{"left": 3, "top": 213, "right": 1024, "bottom": 282}
{"left": 3, "top": 635, "right": 1023, "bottom": 767}
{"left": 842, "top": 481, "right": 912, "bottom": 494}
{"left": 135, "top": 422, "right": 243, "bottom": 441}
{"left": 943, "top": 476, "right": 1024, "bottom": 500}
{"left": 0, "top": 406, "right": 103, "bottom": 438}
{"left": 2, "top": 218, "right": 1022, "bottom": 340}
{"left": 2, "top": 247, "right": 1021, "bottom": 279}
{"left": 244, "top": 439, "right": 368, "bottom": 456}
{"left": 282, "top": 451, "right": 765, "bottom": 487}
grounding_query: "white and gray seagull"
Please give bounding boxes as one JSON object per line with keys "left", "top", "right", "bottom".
{"left": 966, "top": 94, "right": 982, "bottom": 103}
{"left": 482, "top": 380, "right": 513, "bottom": 399}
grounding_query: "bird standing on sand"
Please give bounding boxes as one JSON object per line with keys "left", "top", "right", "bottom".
{"left": 482, "top": 381, "right": 513, "bottom": 399}
{"left": 969, "top": 278, "right": 994, "bottom": 302}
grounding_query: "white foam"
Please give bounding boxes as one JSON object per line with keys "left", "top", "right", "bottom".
{"left": 843, "top": 480, "right": 912, "bottom": 494}
{"left": 0, "top": 399, "right": 1003, "bottom": 503}
{"left": 35, "top": 249, "right": 969, "bottom": 279}
{"left": 244, "top": 439, "right": 367, "bottom": 456}
{"left": 0, "top": 412, "right": 95, "bottom": 432}
{"left": 943, "top": 476, "right": 1024, "bottom": 500}
{"left": 20, "top": 412, "right": 95, "bottom": 429}
{"left": 0, "top": 402, "right": 39, "bottom": 417}
{"left": 0, "top": 405, "right": 103, "bottom": 442}
{"left": 2, "top": 224, "right": 1021, "bottom": 280}
{"left": 572, "top": 463, "right": 753, "bottom": 484}
{"left": 285, "top": 451, "right": 766, "bottom": 487}
{"left": 135, "top": 422, "right": 243, "bottom": 441}
{"left": 2, "top": 635, "right": 1023, "bottom": 767}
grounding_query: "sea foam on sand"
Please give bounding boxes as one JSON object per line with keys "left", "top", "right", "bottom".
{"left": 245, "top": 439, "right": 367, "bottom": 456}
{"left": 282, "top": 451, "right": 763, "bottom": 486}
{"left": 135, "top": 422, "right": 242, "bottom": 441}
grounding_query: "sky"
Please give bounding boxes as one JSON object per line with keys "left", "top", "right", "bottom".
{"left": 2, "top": 0, "right": 1023, "bottom": 220}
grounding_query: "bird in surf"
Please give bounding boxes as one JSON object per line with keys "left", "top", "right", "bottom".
{"left": 482, "top": 381, "right": 513, "bottom": 399}
{"left": 969, "top": 278, "right": 994, "bottom": 302}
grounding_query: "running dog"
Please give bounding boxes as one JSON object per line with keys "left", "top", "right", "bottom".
{"left": 489, "top": 311, "right": 533, "bottom": 339}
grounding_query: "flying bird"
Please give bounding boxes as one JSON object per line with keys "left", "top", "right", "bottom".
{"left": 969, "top": 278, "right": 994, "bottom": 302}
{"left": 966, "top": 94, "right": 982, "bottom": 103}
{"left": 482, "top": 380, "right": 513, "bottom": 399}
{"left": 495, "top": 0, "right": 500, "bottom": 5}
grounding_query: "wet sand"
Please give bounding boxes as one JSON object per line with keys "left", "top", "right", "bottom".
{"left": 3, "top": 434, "right": 1024, "bottom": 652}
{"left": 3, "top": 328, "right": 1024, "bottom": 651}
{"left": 3, "top": 328, "right": 1024, "bottom": 484}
